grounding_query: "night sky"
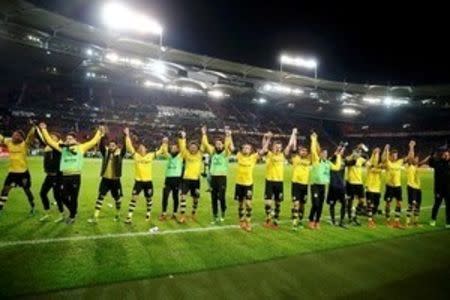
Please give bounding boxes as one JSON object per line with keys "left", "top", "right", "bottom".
{"left": 29, "top": 0, "right": 450, "bottom": 85}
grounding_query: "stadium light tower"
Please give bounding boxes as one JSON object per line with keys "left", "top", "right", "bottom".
{"left": 101, "top": 2, "right": 164, "bottom": 49}
{"left": 279, "top": 54, "right": 318, "bottom": 88}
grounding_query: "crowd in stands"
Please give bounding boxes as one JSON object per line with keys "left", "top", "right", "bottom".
{"left": 0, "top": 79, "right": 448, "bottom": 158}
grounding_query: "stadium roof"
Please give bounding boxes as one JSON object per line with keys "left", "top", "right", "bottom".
{"left": 1, "top": 0, "right": 450, "bottom": 98}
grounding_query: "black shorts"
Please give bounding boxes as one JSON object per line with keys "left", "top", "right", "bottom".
{"left": 132, "top": 181, "right": 153, "bottom": 198}
{"left": 264, "top": 180, "right": 284, "bottom": 201}
{"left": 4, "top": 171, "right": 31, "bottom": 188}
{"left": 99, "top": 178, "right": 123, "bottom": 199}
{"left": 234, "top": 184, "right": 253, "bottom": 201}
{"left": 407, "top": 186, "right": 422, "bottom": 206}
{"left": 346, "top": 183, "right": 365, "bottom": 199}
{"left": 366, "top": 192, "right": 381, "bottom": 204}
{"left": 165, "top": 177, "right": 181, "bottom": 190}
{"left": 181, "top": 179, "right": 200, "bottom": 197}
{"left": 384, "top": 186, "right": 402, "bottom": 202}
{"left": 292, "top": 183, "right": 308, "bottom": 203}
{"left": 327, "top": 186, "right": 346, "bottom": 205}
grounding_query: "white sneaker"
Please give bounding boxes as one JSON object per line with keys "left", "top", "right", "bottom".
{"left": 87, "top": 218, "right": 98, "bottom": 224}
{"left": 429, "top": 220, "right": 436, "bottom": 227}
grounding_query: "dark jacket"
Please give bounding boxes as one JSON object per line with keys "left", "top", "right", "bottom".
{"left": 429, "top": 157, "right": 450, "bottom": 194}
{"left": 330, "top": 155, "right": 345, "bottom": 190}
{"left": 43, "top": 146, "right": 61, "bottom": 175}
{"left": 100, "top": 135, "right": 127, "bottom": 178}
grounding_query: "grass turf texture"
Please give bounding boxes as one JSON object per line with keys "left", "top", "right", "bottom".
{"left": 0, "top": 157, "right": 448, "bottom": 297}
{"left": 23, "top": 230, "right": 450, "bottom": 300}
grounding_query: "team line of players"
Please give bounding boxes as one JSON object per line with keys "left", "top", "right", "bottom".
{"left": 0, "top": 123, "right": 449, "bottom": 231}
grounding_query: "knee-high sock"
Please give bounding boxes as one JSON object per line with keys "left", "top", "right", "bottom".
{"left": 128, "top": 197, "right": 138, "bottom": 218}
{"left": 367, "top": 201, "right": 374, "bottom": 220}
{"left": 264, "top": 200, "right": 272, "bottom": 220}
{"left": 245, "top": 200, "right": 252, "bottom": 223}
{"left": 0, "top": 187, "right": 11, "bottom": 211}
{"left": 291, "top": 201, "right": 299, "bottom": 224}
{"left": 179, "top": 195, "right": 187, "bottom": 215}
{"left": 385, "top": 202, "right": 391, "bottom": 219}
{"left": 273, "top": 201, "right": 281, "bottom": 224}
{"left": 406, "top": 203, "right": 413, "bottom": 222}
{"left": 238, "top": 201, "right": 245, "bottom": 221}
{"left": 146, "top": 197, "right": 153, "bottom": 217}
{"left": 94, "top": 195, "right": 105, "bottom": 217}
{"left": 192, "top": 198, "right": 199, "bottom": 215}
{"left": 299, "top": 203, "right": 305, "bottom": 221}
{"left": 114, "top": 197, "right": 121, "bottom": 212}
{"left": 394, "top": 202, "right": 402, "bottom": 221}
{"left": 329, "top": 203, "right": 336, "bottom": 223}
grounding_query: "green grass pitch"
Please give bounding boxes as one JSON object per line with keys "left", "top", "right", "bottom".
{"left": 0, "top": 157, "right": 448, "bottom": 298}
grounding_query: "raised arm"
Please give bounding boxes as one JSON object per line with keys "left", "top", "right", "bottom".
{"left": 330, "top": 154, "right": 342, "bottom": 171}
{"left": 24, "top": 126, "right": 36, "bottom": 147}
{"left": 369, "top": 148, "right": 381, "bottom": 167}
{"left": 200, "top": 126, "right": 214, "bottom": 155}
{"left": 224, "top": 127, "right": 235, "bottom": 156}
{"left": 310, "top": 132, "right": 320, "bottom": 164}
{"left": 178, "top": 130, "right": 188, "bottom": 158}
{"left": 79, "top": 126, "right": 105, "bottom": 153}
{"left": 99, "top": 134, "right": 107, "bottom": 157}
{"left": 382, "top": 144, "right": 390, "bottom": 163}
{"left": 120, "top": 133, "right": 127, "bottom": 157}
{"left": 35, "top": 126, "right": 45, "bottom": 145}
{"left": 257, "top": 132, "right": 271, "bottom": 156}
{"left": 284, "top": 128, "right": 297, "bottom": 156}
{"left": 123, "top": 128, "right": 136, "bottom": 155}
{"left": 155, "top": 137, "right": 169, "bottom": 157}
{"left": 39, "top": 123, "right": 61, "bottom": 152}
{"left": 406, "top": 140, "right": 415, "bottom": 163}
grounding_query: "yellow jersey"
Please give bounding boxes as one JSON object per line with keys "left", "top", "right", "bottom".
{"left": 126, "top": 136, "right": 167, "bottom": 181}
{"left": 291, "top": 155, "right": 311, "bottom": 184}
{"left": 385, "top": 159, "right": 404, "bottom": 187}
{"left": 179, "top": 138, "right": 203, "bottom": 180}
{"left": 102, "top": 154, "right": 115, "bottom": 179}
{"left": 366, "top": 167, "right": 383, "bottom": 193}
{"left": 0, "top": 128, "right": 35, "bottom": 173}
{"left": 236, "top": 152, "right": 259, "bottom": 186}
{"left": 406, "top": 164, "right": 421, "bottom": 189}
{"left": 346, "top": 157, "right": 367, "bottom": 184}
{"left": 265, "top": 151, "right": 285, "bottom": 182}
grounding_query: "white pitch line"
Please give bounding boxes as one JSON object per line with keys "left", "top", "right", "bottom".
{"left": 0, "top": 205, "right": 438, "bottom": 248}
{"left": 0, "top": 224, "right": 241, "bottom": 248}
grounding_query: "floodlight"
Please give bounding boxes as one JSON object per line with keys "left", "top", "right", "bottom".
{"left": 102, "top": 2, "right": 163, "bottom": 35}
{"left": 342, "top": 108, "right": 359, "bottom": 115}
